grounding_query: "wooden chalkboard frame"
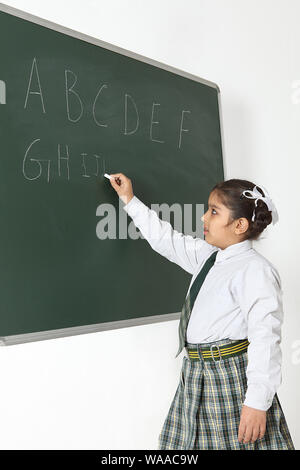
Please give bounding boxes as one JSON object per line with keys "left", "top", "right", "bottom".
{"left": 0, "top": 2, "right": 227, "bottom": 346}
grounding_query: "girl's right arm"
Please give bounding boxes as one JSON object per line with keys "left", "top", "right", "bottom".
{"left": 109, "top": 172, "right": 215, "bottom": 275}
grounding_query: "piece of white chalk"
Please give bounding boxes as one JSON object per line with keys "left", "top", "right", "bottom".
{"left": 104, "top": 173, "right": 111, "bottom": 179}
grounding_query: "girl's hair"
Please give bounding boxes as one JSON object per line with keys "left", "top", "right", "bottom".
{"left": 211, "top": 179, "right": 273, "bottom": 241}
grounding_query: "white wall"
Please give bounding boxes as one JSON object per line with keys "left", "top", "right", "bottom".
{"left": 0, "top": 0, "right": 299, "bottom": 450}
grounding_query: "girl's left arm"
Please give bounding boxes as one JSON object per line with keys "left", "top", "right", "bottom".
{"left": 234, "top": 261, "right": 283, "bottom": 412}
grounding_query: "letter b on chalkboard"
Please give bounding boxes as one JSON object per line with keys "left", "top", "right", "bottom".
{"left": 0, "top": 80, "right": 6, "bottom": 104}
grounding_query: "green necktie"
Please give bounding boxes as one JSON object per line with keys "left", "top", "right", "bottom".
{"left": 175, "top": 250, "right": 218, "bottom": 358}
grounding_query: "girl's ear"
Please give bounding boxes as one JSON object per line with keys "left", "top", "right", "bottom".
{"left": 236, "top": 217, "right": 249, "bottom": 235}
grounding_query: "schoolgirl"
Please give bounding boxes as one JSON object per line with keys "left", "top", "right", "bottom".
{"left": 109, "top": 173, "right": 295, "bottom": 451}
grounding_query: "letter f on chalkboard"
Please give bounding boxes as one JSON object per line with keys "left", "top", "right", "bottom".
{"left": 0, "top": 80, "right": 6, "bottom": 104}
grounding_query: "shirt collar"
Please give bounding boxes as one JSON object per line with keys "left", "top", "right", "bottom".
{"left": 215, "top": 239, "right": 253, "bottom": 264}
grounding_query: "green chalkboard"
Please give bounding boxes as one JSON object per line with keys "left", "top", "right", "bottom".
{"left": 0, "top": 3, "right": 224, "bottom": 345}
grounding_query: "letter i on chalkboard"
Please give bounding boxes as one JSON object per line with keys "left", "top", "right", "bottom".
{"left": 0, "top": 80, "right": 6, "bottom": 104}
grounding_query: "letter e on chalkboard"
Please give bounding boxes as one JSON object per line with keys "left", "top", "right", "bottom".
{"left": 0, "top": 80, "right": 6, "bottom": 104}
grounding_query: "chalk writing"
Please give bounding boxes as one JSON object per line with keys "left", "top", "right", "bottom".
{"left": 22, "top": 138, "right": 104, "bottom": 182}
{"left": 20, "top": 57, "right": 194, "bottom": 182}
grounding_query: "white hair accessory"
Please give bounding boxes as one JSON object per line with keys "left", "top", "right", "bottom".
{"left": 241, "top": 185, "right": 279, "bottom": 225}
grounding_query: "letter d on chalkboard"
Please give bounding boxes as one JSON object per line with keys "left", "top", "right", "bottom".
{"left": 0, "top": 80, "right": 6, "bottom": 104}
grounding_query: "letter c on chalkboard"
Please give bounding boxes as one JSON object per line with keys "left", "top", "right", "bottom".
{"left": 0, "top": 80, "right": 6, "bottom": 104}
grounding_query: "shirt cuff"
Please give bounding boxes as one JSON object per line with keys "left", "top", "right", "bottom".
{"left": 243, "top": 383, "right": 275, "bottom": 411}
{"left": 122, "top": 195, "right": 145, "bottom": 217}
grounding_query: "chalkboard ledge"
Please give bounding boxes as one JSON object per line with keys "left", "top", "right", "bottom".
{"left": 0, "top": 311, "right": 181, "bottom": 346}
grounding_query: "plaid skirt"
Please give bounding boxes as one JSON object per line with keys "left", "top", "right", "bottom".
{"left": 158, "top": 338, "right": 295, "bottom": 450}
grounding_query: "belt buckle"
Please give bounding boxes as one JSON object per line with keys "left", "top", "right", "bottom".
{"left": 210, "top": 344, "right": 222, "bottom": 363}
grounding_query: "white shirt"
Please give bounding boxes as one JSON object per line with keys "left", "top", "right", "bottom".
{"left": 123, "top": 195, "right": 284, "bottom": 411}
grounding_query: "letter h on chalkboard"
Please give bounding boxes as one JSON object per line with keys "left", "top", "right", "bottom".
{"left": 0, "top": 80, "right": 6, "bottom": 104}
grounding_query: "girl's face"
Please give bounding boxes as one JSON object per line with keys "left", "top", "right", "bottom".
{"left": 201, "top": 190, "right": 248, "bottom": 249}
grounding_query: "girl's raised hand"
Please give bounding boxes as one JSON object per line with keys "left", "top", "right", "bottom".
{"left": 109, "top": 172, "right": 134, "bottom": 205}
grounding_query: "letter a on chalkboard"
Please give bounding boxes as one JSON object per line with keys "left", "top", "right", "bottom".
{"left": 0, "top": 80, "right": 6, "bottom": 104}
